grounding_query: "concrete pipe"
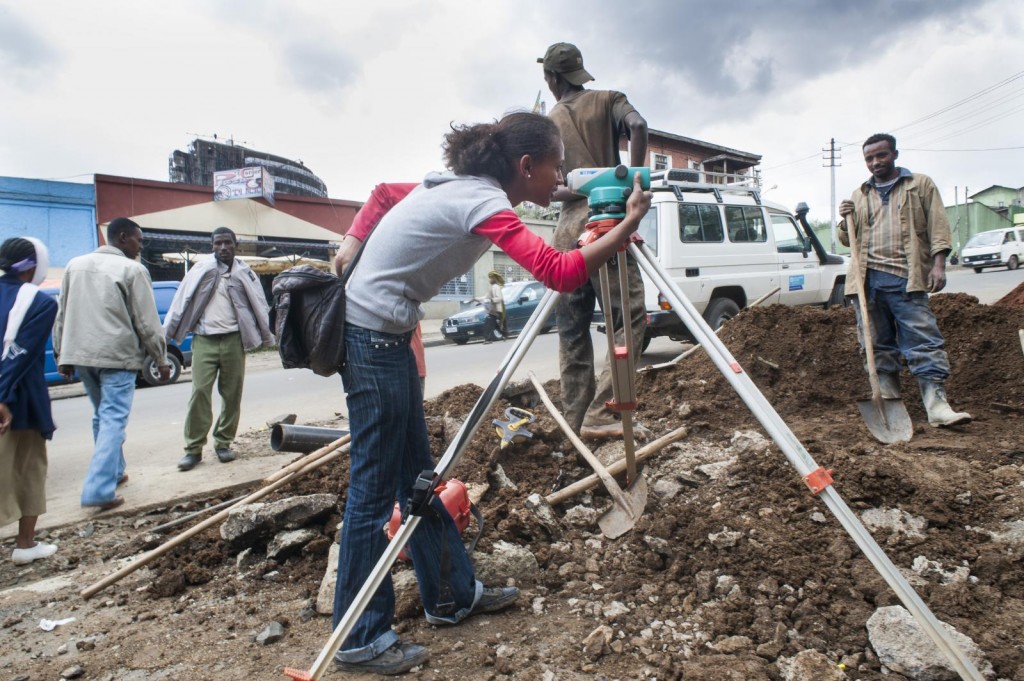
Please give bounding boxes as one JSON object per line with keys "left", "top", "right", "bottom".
{"left": 271, "top": 424, "right": 349, "bottom": 453}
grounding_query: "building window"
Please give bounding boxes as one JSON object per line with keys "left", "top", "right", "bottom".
{"left": 438, "top": 273, "right": 474, "bottom": 298}
{"left": 651, "top": 153, "right": 672, "bottom": 171}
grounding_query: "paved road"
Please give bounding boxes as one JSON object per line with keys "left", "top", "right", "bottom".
{"left": 12, "top": 264, "right": 1019, "bottom": 536}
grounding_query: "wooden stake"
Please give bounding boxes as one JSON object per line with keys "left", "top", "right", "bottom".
{"left": 545, "top": 426, "right": 687, "bottom": 506}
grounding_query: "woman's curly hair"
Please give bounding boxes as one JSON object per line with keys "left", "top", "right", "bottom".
{"left": 443, "top": 111, "right": 560, "bottom": 184}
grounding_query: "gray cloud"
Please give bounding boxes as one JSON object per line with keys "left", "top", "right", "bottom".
{"left": 542, "top": 0, "right": 977, "bottom": 97}
{"left": 0, "top": 7, "right": 61, "bottom": 88}
{"left": 281, "top": 42, "right": 358, "bottom": 94}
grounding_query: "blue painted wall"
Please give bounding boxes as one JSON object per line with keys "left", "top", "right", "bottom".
{"left": 0, "top": 176, "right": 97, "bottom": 267}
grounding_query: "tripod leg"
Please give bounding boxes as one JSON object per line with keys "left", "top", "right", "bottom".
{"left": 596, "top": 257, "right": 640, "bottom": 484}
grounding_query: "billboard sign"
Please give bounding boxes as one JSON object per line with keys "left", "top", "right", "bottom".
{"left": 213, "top": 166, "right": 275, "bottom": 205}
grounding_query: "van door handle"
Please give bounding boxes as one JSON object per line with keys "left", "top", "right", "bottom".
{"left": 781, "top": 264, "right": 790, "bottom": 269}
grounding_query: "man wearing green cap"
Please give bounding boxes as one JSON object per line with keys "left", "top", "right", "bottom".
{"left": 538, "top": 42, "right": 651, "bottom": 441}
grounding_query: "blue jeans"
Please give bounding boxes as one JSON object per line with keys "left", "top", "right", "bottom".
{"left": 78, "top": 367, "right": 135, "bottom": 506}
{"left": 333, "top": 325, "right": 480, "bottom": 662}
{"left": 852, "top": 270, "right": 950, "bottom": 381}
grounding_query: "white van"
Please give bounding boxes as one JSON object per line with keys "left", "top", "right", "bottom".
{"left": 960, "top": 226, "right": 1024, "bottom": 273}
{"left": 635, "top": 169, "right": 848, "bottom": 348}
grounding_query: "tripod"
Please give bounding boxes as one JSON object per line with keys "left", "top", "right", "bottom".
{"left": 284, "top": 241, "right": 982, "bottom": 681}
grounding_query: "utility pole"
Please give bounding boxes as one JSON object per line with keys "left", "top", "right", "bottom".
{"left": 822, "top": 138, "right": 841, "bottom": 252}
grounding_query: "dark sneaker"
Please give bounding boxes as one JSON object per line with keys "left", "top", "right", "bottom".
{"left": 334, "top": 641, "right": 428, "bottom": 676}
{"left": 215, "top": 448, "right": 236, "bottom": 463}
{"left": 177, "top": 452, "right": 202, "bottom": 471}
{"left": 474, "top": 585, "right": 519, "bottom": 615}
{"left": 427, "top": 585, "right": 521, "bottom": 625}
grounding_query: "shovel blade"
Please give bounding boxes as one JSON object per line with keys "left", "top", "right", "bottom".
{"left": 597, "top": 473, "right": 648, "bottom": 539}
{"left": 857, "top": 398, "right": 913, "bottom": 444}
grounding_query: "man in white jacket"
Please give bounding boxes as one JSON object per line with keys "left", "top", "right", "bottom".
{"left": 164, "top": 227, "right": 273, "bottom": 472}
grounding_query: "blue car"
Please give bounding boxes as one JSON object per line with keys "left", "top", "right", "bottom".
{"left": 440, "top": 280, "right": 556, "bottom": 345}
{"left": 44, "top": 281, "right": 193, "bottom": 387}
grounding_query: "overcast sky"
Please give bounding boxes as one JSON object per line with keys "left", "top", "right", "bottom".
{"left": 2, "top": 1, "right": 1021, "bottom": 242}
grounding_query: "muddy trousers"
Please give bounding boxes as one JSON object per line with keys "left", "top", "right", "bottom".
{"left": 183, "top": 332, "right": 245, "bottom": 454}
{"left": 557, "top": 252, "right": 647, "bottom": 433}
{"left": 851, "top": 269, "right": 950, "bottom": 382}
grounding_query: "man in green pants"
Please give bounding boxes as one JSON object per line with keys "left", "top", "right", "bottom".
{"left": 163, "top": 227, "right": 273, "bottom": 471}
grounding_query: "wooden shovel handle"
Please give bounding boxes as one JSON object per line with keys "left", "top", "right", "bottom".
{"left": 845, "top": 209, "right": 884, "bottom": 404}
{"left": 527, "top": 372, "right": 636, "bottom": 514}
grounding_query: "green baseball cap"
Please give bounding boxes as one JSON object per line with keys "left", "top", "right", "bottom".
{"left": 537, "top": 42, "right": 594, "bottom": 86}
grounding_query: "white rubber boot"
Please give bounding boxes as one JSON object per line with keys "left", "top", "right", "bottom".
{"left": 878, "top": 372, "right": 901, "bottom": 399}
{"left": 918, "top": 379, "right": 972, "bottom": 427}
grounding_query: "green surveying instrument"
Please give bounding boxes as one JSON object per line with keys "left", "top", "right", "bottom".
{"left": 566, "top": 164, "right": 653, "bottom": 533}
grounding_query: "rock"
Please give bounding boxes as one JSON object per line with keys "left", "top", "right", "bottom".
{"left": 491, "top": 464, "right": 518, "bottom": 490}
{"left": 582, "top": 624, "right": 614, "bottom": 658}
{"left": 911, "top": 556, "right": 970, "bottom": 585}
{"left": 708, "top": 528, "right": 742, "bottom": 549}
{"left": 255, "top": 621, "right": 285, "bottom": 645}
{"left": 473, "top": 540, "right": 540, "bottom": 584}
{"left": 866, "top": 605, "right": 994, "bottom": 680}
{"left": 652, "top": 479, "right": 683, "bottom": 499}
{"left": 859, "top": 508, "right": 928, "bottom": 539}
{"left": 524, "top": 494, "right": 562, "bottom": 539}
{"left": 315, "top": 542, "right": 340, "bottom": 615}
{"left": 987, "top": 519, "right": 1024, "bottom": 546}
{"left": 563, "top": 505, "right": 598, "bottom": 526}
{"left": 601, "top": 601, "right": 630, "bottom": 620}
{"left": 2, "top": 614, "right": 23, "bottom": 628}
{"left": 267, "top": 528, "right": 321, "bottom": 560}
{"left": 695, "top": 458, "right": 736, "bottom": 480}
{"left": 730, "top": 430, "right": 768, "bottom": 453}
{"left": 220, "top": 494, "right": 336, "bottom": 549}
{"left": 777, "top": 650, "right": 845, "bottom": 680}
{"left": 707, "top": 635, "right": 753, "bottom": 654}
{"left": 236, "top": 547, "right": 262, "bottom": 571}
{"left": 61, "top": 666, "right": 85, "bottom": 679}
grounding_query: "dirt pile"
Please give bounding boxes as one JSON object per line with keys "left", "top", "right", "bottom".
{"left": 1, "top": 294, "right": 1022, "bottom": 680}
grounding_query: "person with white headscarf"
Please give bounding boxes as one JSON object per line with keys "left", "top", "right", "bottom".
{"left": 0, "top": 236, "right": 59, "bottom": 564}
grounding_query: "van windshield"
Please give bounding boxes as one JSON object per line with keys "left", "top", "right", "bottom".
{"left": 966, "top": 231, "right": 1003, "bottom": 247}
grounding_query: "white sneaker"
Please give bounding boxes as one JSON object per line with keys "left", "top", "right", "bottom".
{"left": 11, "top": 542, "right": 58, "bottom": 564}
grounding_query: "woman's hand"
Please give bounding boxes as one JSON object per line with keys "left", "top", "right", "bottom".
{"left": 623, "top": 172, "right": 653, "bottom": 229}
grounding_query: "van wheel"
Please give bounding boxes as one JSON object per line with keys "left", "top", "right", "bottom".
{"left": 1007, "top": 255, "right": 1019, "bottom": 271}
{"left": 703, "top": 298, "right": 741, "bottom": 330}
{"left": 140, "top": 354, "right": 181, "bottom": 387}
{"left": 973, "top": 267, "right": 983, "bottom": 273}
{"left": 826, "top": 281, "right": 847, "bottom": 309}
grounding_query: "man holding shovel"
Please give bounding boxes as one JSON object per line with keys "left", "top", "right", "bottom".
{"left": 838, "top": 133, "right": 971, "bottom": 428}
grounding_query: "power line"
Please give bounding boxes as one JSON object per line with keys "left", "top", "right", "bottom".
{"left": 890, "top": 69, "right": 1024, "bottom": 133}
{"left": 902, "top": 145, "right": 1024, "bottom": 152}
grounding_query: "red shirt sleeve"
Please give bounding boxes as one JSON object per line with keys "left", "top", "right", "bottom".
{"left": 471, "top": 211, "right": 587, "bottom": 292}
{"left": 347, "top": 183, "right": 419, "bottom": 240}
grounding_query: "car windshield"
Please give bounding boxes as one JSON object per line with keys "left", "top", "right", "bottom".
{"left": 502, "top": 284, "right": 526, "bottom": 303}
{"left": 966, "top": 231, "right": 1003, "bottom": 247}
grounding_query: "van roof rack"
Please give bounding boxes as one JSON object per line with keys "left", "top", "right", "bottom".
{"left": 650, "top": 168, "right": 762, "bottom": 205}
